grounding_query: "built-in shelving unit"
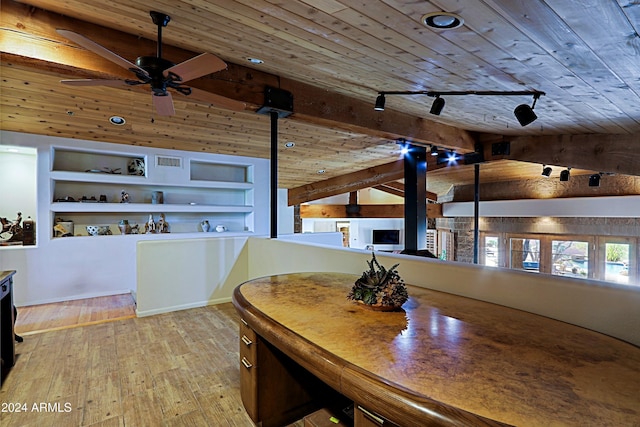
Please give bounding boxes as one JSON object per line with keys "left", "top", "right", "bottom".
{"left": 50, "top": 146, "right": 259, "bottom": 237}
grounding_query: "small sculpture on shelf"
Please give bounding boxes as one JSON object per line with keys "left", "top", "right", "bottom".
{"left": 0, "top": 212, "right": 23, "bottom": 242}
{"left": 144, "top": 214, "right": 156, "bottom": 234}
{"left": 127, "top": 158, "right": 145, "bottom": 176}
{"left": 120, "top": 190, "right": 130, "bottom": 203}
{"left": 200, "top": 220, "right": 210, "bottom": 232}
{"left": 130, "top": 224, "right": 140, "bottom": 234}
{"left": 157, "top": 213, "right": 169, "bottom": 233}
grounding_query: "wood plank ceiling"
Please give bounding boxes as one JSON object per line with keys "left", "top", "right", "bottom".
{"left": 1, "top": 0, "right": 639, "bottom": 203}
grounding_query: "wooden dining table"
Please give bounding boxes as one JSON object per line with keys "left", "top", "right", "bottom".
{"left": 232, "top": 272, "right": 640, "bottom": 426}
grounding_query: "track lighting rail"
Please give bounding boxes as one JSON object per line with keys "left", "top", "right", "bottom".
{"left": 374, "top": 89, "right": 545, "bottom": 126}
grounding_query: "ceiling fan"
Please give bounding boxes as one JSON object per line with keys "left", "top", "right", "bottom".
{"left": 57, "top": 11, "right": 245, "bottom": 116}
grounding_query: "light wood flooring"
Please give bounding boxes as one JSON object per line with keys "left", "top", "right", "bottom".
{"left": 14, "top": 294, "right": 137, "bottom": 336}
{"left": 1, "top": 297, "right": 265, "bottom": 426}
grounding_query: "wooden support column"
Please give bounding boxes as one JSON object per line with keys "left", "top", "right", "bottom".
{"left": 404, "top": 146, "right": 427, "bottom": 251}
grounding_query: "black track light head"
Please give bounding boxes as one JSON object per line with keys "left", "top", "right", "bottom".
{"left": 541, "top": 165, "right": 552, "bottom": 178}
{"left": 560, "top": 168, "right": 571, "bottom": 182}
{"left": 430, "top": 145, "right": 439, "bottom": 156}
{"left": 514, "top": 104, "right": 537, "bottom": 126}
{"left": 430, "top": 96, "right": 445, "bottom": 115}
{"left": 514, "top": 93, "right": 540, "bottom": 127}
{"left": 374, "top": 94, "right": 386, "bottom": 111}
{"left": 589, "top": 173, "right": 601, "bottom": 187}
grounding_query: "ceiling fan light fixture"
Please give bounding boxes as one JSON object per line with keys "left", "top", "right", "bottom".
{"left": 374, "top": 94, "right": 386, "bottom": 111}
{"left": 422, "top": 12, "right": 464, "bottom": 29}
{"left": 430, "top": 96, "right": 445, "bottom": 115}
{"left": 109, "top": 115, "right": 126, "bottom": 126}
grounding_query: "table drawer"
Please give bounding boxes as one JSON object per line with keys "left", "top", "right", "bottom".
{"left": 239, "top": 318, "right": 258, "bottom": 422}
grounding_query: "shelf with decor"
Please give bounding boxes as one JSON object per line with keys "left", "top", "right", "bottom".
{"left": 49, "top": 146, "right": 259, "bottom": 238}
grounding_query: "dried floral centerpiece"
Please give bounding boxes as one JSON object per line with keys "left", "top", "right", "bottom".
{"left": 347, "top": 253, "right": 408, "bottom": 311}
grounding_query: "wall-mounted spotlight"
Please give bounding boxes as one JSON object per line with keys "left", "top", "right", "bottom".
{"left": 514, "top": 93, "right": 541, "bottom": 127}
{"left": 373, "top": 90, "right": 545, "bottom": 127}
{"left": 589, "top": 173, "right": 602, "bottom": 187}
{"left": 541, "top": 165, "right": 552, "bottom": 178}
{"left": 560, "top": 168, "right": 571, "bottom": 182}
{"left": 430, "top": 95, "right": 445, "bottom": 115}
{"left": 430, "top": 146, "right": 439, "bottom": 156}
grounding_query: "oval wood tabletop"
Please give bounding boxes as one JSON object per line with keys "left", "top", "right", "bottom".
{"left": 233, "top": 272, "right": 640, "bottom": 427}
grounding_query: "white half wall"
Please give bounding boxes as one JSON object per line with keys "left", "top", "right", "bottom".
{"left": 444, "top": 195, "right": 640, "bottom": 217}
{"left": 136, "top": 236, "right": 250, "bottom": 316}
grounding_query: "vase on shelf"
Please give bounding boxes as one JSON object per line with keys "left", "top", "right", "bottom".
{"left": 118, "top": 219, "right": 131, "bottom": 235}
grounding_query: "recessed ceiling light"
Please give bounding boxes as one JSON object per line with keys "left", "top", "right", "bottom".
{"left": 284, "top": 141, "right": 295, "bottom": 148}
{"left": 247, "top": 57, "right": 264, "bottom": 64}
{"left": 317, "top": 169, "right": 325, "bottom": 174}
{"left": 109, "top": 116, "right": 126, "bottom": 126}
{"left": 421, "top": 12, "right": 464, "bottom": 29}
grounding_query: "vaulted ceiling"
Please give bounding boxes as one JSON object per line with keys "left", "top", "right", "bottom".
{"left": 1, "top": 0, "right": 639, "bottom": 203}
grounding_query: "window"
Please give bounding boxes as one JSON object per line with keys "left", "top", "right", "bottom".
{"left": 551, "top": 240, "right": 589, "bottom": 278}
{"left": 510, "top": 238, "right": 540, "bottom": 272}
{"left": 604, "top": 242, "right": 630, "bottom": 285}
{"left": 483, "top": 235, "right": 499, "bottom": 267}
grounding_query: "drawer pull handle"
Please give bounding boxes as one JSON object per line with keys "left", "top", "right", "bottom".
{"left": 241, "top": 335, "right": 253, "bottom": 346}
{"left": 358, "top": 406, "right": 384, "bottom": 425}
{"left": 241, "top": 357, "right": 253, "bottom": 369}
{"left": 240, "top": 318, "right": 248, "bottom": 326}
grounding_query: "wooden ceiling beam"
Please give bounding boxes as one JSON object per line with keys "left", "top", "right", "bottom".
{"left": 288, "top": 157, "right": 450, "bottom": 205}
{"left": 300, "top": 203, "right": 443, "bottom": 219}
{"left": 373, "top": 182, "right": 439, "bottom": 202}
{"left": 480, "top": 134, "right": 640, "bottom": 177}
{"left": 1, "top": 0, "right": 477, "bottom": 152}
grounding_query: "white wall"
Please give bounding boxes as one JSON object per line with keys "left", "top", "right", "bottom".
{"left": 0, "top": 146, "right": 37, "bottom": 221}
{"left": 0, "top": 131, "right": 270, "bottom": 306}
{"left": 302, "top": 217, "right": 405, "bottom": 250}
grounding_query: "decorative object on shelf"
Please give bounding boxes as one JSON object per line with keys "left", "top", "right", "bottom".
{"left": 54, "top": 218, "right": 74, "bottom": 237}
{"left": 127, "top": 158, "right": 145, "bottom": 176}
{"left": 86, "top": 167, "right": 121, "bottom": 174}
{"left": 130, "top": 224, "right": 140, "bottom": 234}
{"left": 144, "top": 214, "right": 156, "bottom": 234}
{"left": 55, "top": 196, "right": 77, "bottom": 202}
{"left": 157, "top": 213, "right": 169, "bottom": 233}
{"left": 215, "top": 224, "right": 227, "bottom": 232}
{"left": 347, "top": 252, "right": 408, "bottom": 311}
{"left": 200, "top": 220, "right": 210, "bottom": 232}
{"left": 151, "top": 191, "right": 164, "bottom": 204}
{"left": 80, "top": 195, "right": 99, "bottom": 202}
{"left": 86, "top": 225, "right": 112, "bottom": 236}
{"left": 120, "top": 190, "right": 130, "bottom": 203}
{"left": 22, "top": 217, "right": 35, "bottom": 245}
{"left": 118, "top": 219, "right": 132, "bottom": 235}
{"left": 99, "top": 195, "right": 108, "bottom": 202}
{"left": 0, "top": 212, "right": 23, "bottom": 242}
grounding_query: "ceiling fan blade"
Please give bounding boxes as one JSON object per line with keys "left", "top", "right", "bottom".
{"left": 185, "top": 87, "right": 246, "bottom": 111}
{"left": 153, "top": 92, "right": 175, "bottom": 116}
{"left": 57, "top": 29, "right": 149, "bottom": 77}
{"left": 61, "top": 79, "right": 127, "bottom": 87}
{"left": 164, "top": 53, "right": 227, "bottom": 83}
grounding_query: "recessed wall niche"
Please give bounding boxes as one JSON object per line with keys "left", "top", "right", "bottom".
{"left": 0, "top": 145, "right": 37, "bottom": 245}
